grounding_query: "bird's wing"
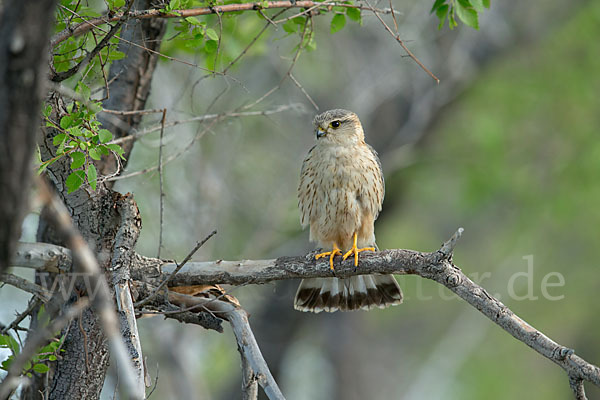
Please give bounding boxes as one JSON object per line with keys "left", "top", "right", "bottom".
{"left": 363, "top": 144, "right": 385, "bottom": 220}
{"left": 298, "top": 145, "right": 317, "bottom": 229}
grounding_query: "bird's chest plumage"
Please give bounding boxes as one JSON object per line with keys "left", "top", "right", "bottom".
{"left": 299, "top": 144, "right": 377, "bottom": 246}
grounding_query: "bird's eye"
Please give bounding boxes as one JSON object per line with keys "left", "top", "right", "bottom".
{"left": 331, "top": 121, "right": 341, "bottom": 128}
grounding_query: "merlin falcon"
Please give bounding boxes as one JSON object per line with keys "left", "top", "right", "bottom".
{"left": 294, "top": 109, "right": 403, "bottom": 312}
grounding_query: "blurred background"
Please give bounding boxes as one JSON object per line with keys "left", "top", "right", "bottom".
{"left": 3, "top": 0, "right": 600, "bottom": 398}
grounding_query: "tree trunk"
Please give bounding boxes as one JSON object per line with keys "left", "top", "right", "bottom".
{"left": 23, "top": 1, "right": 166, "bottom": 397}
{"left": 0, "top": 0, "right": 57, "bottom": 274}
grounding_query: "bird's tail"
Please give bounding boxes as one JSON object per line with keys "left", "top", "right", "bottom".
{"left": 294, "top": 275, "right": 403, "bottom": 313}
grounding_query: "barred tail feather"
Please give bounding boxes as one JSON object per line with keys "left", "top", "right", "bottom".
{"left": 294, "top": 275, "right": 403, "bottom": 313}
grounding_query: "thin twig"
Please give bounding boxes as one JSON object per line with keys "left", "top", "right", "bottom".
{"left": 134, "top": 230, "right": 217, "bottom": 308}
{"left": 389, "top": 0, "right": 399, "bottom": 34}
{"left": 0, "top": 298, "right": 90, "bottom": 399}
{"left": 157, "top": 109, "right": 167, "bottom": 259}
{"left": 364, "top": 0, "right": 440, "bottom": 83}
{"left": 289, "top": 73, "right": 318, "bottom": 110}
{"left": 102, "top": 108, "right": 166, "bottom": 116}
{"left": 241, "top": 16, "right": 311, "bottom": 111}
{"left": 0, "top": 273, "right": 52, "bottom": 302}
{"left": 54, "top": 5, "right": 225, "bottom": 76}
{"left": 109, "top": 103, "right": 305, "bottom": 146}
{"left": 222, "top": 9, "right": 287, "bottom": 74}
{"left": 50, "top": 1, "right": 134, "bottom": 82}
{"left": 106, "top": 115, "right": 223, "bottom": 181}
{"left": 0, "top": 299, "right": 41, "bottom": 336}
{"left": 51, "top": 1, "right": 394, "bottom": 46}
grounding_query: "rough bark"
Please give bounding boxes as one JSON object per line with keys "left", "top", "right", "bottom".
{"left": 0, "top": 0, "right": 57, "bottom": 274}
{"left": 97, "top": 0, "right": 167, "bottom": 180}
{"left": 23, "top": 1, "right": 166, "bottom": 397}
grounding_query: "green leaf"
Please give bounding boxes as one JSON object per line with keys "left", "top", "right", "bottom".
{"left": 33, "top": 364, "right": 50, "bottom": 373}
{"left": 330, "top": 14, "right": 346, "bottom": 34}
{"left": 283, "top": 20, "right": 298, "bottom": 34}
{"left": 89, "top": 101, "right": 103, "bottom": 114}
{"left": 76, "top": 82, "right": 91, "bottom": 101}
{"left": 185, "top": 16, "right": 202, "bottom": 25}
{"left": 48, "top": 355, "right": 57, "bottom": 361}
{"left": 66, "top": 171, "right": 85, "bottom": 193}
{"left": 60, "top": 115, "right": 73, "bottom": 129}
{"left": 455, "top": 1, "right": 479, "bottom": 29}
{"left": 204, "top": 39, "right": 218, "bottom": 53}
{"left": 87, "top": 164, "right": 97, "bottom": 191}
{"left": 448, "top": 6, "right": 458, "bottom": 29}
{"left": 346, "top": 7, "right": 361, "bottom": 23}
{"left": 482, "top": 0, "right": 490, "bottom": 7}
{"left": 109, "top": 50, "right": 125, "bottom": 60}
{"left": 38, "top": 158, "right": 59, "bottom": 175}
{"left": 109, "top": 0, "right": 125, "bottom": 9}
{"left": 470, "top": 0, "right": 485, "bottom": 12}
{"left": 52, "top": 133, "right": 66, "bottom": 146}
{"left": 436, "top": 4, "right": 449, "bottom": 29}
{"left": 1, "top": 358, "right": 13, "bottom": 371}
{"left": 88, "top": 147, "right": 101, "bottom": 160}
{"left": 205, "top": 28, "right": 219, "bottom": 41}
{"left": 106, "top": 143, "right": 126, "bottom": 159}
{"left": 70, "top": 151, "right": 86, "bottom": 169}
{"left": 43, "top": 104, "right": 52, "bottom": 118}
{"left": 430, "top": 0, "right": 446, "bottom": 13}
{"left": 0, "top": 334, "right": 20, "bottom": 356}
{"left": 98, "top": 129, "right": 113, "bottom": 143}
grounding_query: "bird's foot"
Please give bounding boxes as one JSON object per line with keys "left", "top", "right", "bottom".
{"left": 315, "top": 246, "right": 342, "bottom": 270}
{"left": 342, "top": 233, "right": 375, "bottom": 267}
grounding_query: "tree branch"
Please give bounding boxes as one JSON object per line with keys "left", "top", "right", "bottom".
{"left": 164, "top": 292, "right": 285, "bottom": 400}
{"left": 12, "top": 227, "right": 600, "bottom": 398}
{"left": 50, "top": 1, "right": 393, "bottom": 46}
{"left": 11, "top": 242, "right": 72, "bottom": 273}
{"left": 132, "top": 228, "right": 599, "bottom": 397}
{"left": 0, "top": 273, "right": 52, "bottom": 302}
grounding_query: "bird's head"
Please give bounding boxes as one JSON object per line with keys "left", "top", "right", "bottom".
{"left": 312, "top": 109, "right": 364, "bottom": 146}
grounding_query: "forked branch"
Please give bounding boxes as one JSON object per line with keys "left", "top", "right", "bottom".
{"left": 8, "top": 227, "right": 600, "bottom": 399}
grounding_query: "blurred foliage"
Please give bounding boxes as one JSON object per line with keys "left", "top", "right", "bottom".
{"left": 377, "top": 2, "right": 600, "bottom": 398}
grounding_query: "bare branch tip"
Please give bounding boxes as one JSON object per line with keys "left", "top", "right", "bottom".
{"left": 439, "top": 227, "right": 464, "bottom": 258}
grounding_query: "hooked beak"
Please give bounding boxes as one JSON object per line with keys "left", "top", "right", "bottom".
{"left": 316, "top": 127, "right": 327, "bottom": 139}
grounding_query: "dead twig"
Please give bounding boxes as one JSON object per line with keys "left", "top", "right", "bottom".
{"left": 135, "top": 230, "right": 217, "bottom": 308}
{"left": 157, "top": 109, "right": 167, "bottom": 259}
{"left": 364, "top": 0, "right": 440, "bottom": 83}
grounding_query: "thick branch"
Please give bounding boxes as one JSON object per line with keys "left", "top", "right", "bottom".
{"left": 13, "top": 229, "right": 600, "bottom": 397}
{"left": 131, "top": 229, "right": 600, "bottom": 396}
{"left": 165, "top": 292, "right": 284, "bottom": 400}
{"left": 11, "top": 242, "right": 72, "bottom": 273}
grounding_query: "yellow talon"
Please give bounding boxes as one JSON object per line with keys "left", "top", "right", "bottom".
{"left": 342, "top": 233, "right": 375, "bottom": 267}
{"left": 315, "top": 244, "right": 342, "bottom": 270}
